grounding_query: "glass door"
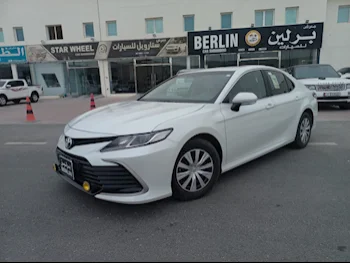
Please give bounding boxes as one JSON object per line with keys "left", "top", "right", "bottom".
{"left": 136, "top": 65, "right": 171, "bottom": 93}
{"left": 239, "top": 59, "right": 279, "bottom": 68}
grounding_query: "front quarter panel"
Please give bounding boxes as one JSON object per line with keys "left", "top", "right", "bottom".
{"left": 154, "top": 104, "right": 227, "bottom": 168}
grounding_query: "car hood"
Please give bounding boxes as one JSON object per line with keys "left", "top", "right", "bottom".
{"left": 67, "top": 100, "right": 205, "bottom": 135}
{"left": 299, "top": 78, "right": 350, "bottom": 85}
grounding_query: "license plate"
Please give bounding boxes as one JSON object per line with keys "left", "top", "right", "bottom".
{"left": 324, "top": 92, "right": 341, "bottom": 97}
{"left": 59, "top": 155, "right": 74, "bottom": 180}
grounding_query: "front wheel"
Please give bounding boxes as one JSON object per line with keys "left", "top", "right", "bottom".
{"left": 171, "top": 138, "right": 221, "bottom": 201}
{"left": 291, "top": 111, "right": 313, "bottom": 149}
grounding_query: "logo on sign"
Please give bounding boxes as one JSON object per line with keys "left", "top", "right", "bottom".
{"left": 65, "top": 136, "right": 73, "bottom": 149}
{"left": 245, "top": 30, "right": 261, "bottom": 47}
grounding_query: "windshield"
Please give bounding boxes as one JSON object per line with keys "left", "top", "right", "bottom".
{"left": 139, "top": 71, "right": 234, "bottom": 103}
{"left": 0, "top": 81, "right": 6, "bottom": 87}
{"left": 293, "top": 65, "right": 340, "bottom": 79}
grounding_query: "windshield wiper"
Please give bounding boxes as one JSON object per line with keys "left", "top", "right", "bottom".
{"left": 318, "top": 77, "right": 326, "bottom": 80}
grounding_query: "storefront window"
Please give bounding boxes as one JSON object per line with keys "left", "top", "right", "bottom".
{"left": 136, "top": 57, "right": 169, "bottom": 65}
{"left": 0, "top": 64, "right": 12, "bottom": 79}
{"left": 17, "top": 64, "right": 32, "bottom": 85}
{"left": 281, "top": 49, "right": 318, "bottom": 69}
{"left": 172, "top": 56, "right": 187, "bottom": 76}
{"left": 68, "top": 61, "right": 101, "bottom": 96}
{"left": 110, "top": 59, "right": 135, "bottom": 93}
{"left": 190, "top": 56, "right": 200, "bottom": 68}
{"left": 206, "top": 53, "right": 237, "bottom": 68}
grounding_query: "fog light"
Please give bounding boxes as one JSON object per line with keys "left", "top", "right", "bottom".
{"left": 53, "top": 164, "right": 57, "bottom": 171}
{"left": 83, "top": 181, "right": 90, "bottom": 192}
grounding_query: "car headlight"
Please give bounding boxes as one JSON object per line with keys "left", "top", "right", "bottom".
{"left": 306, "top": 85, "right": 316, "bottom": 90}
{"left": 100, "top": 128, "right": 173, "bottom": 152}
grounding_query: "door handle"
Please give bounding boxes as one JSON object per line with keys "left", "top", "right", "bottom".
{"left": 265, "top": 103, "right": 274, "bottom": 109}
{"left": 295, "top": 95, "right": 300, "bottom": 101}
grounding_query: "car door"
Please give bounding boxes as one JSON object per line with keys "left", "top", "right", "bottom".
{"left": 5, "top": 81, "right": 20, "bottom": 100}
{"left": 220, "top": 70, "right": 276, "bottom": 166}
{"left": 261, "top": 69, "right": 303, "bottom": 143}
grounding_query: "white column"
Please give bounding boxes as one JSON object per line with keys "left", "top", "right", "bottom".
{"left": 11, "top": 64, "right": 18, "bottom": 79}
{"left": 98, "top": 60, "right": 111, "bottom": 97}
{"left": 186, "top": 56, "right": 190, "bottom": 69}
{"left": 29, "top": 64, "right": 36, "bottom": 85}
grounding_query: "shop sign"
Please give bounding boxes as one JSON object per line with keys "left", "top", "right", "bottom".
{"left": 187, "top": 23, "right": 324, "bottom": 55}
{"left": 26, "top": 42, "right": 110, "bottom": 62}
{"left": 107, "top": 37, "right": 187, "bottom": 58}
{"left": 0, "top": 46, "right": 26, "bottom": 63}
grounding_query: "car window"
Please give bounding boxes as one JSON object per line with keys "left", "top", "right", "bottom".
{"left": 224, "top": 70, "right": 267, "bottom": 103}
{"left": 139, "top": 71, "right": 234, "bottom": 103}
{"left": 285, "top": 75, "right": 295, "bottom": 91}
{"left": 339, "top": 68, "right": 350, "bottom": 74}
{"left": 7, "top": 81, "right": 24, "bottom": 87}
{"left": 0, "top": 81, "right": 6, "bottom": 87}
{"left": 264, "top": 70, "right": 289, "bottom": 96}
{"left": 293, "top": 65, "right": 340, "bottom": 79}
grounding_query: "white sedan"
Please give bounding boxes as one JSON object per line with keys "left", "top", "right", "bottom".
{"left": 54, "top": 65, "right": 318, "bottom": 204}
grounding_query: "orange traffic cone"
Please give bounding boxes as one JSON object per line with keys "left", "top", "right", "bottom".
{"left": 26, "top": 97, "right": 36, "bottom": 122}
{"left": 90, "top": 93, "right": 96, "bottom": 110}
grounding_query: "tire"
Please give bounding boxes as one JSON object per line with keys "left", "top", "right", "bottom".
{"left": 30, "top": 92, "right": 39, "bottom": 103}
{"left": 171, "top": 138, "right": 221, "bottom": 201}
{"left": 291, "top": 111, "right": 313, "bottom": 149}
{"left": 0, "top": 95, "right": 7, "bottom": 107}
{"left": 13, "top": 99, "right": 21, "bottom": 104}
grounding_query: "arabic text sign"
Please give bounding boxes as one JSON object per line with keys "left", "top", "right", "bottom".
{"left": 108, "top": 37, "right": 188, "bottom": 58}
{"left": 188, "top": 23, "right": 324, "bottom": 55}
{"left": 0, "top": 46, "right": 27, "bottom": 62}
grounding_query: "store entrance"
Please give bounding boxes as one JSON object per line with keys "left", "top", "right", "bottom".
{"left": 136, "top": 65, "right": 171, "bottom": 93}
{"left": 67, "top": 61, "right": 101, "bottom": 97}
{"left": 239, "top": 59, "right": 279, "bottom": 68}
{"left": 238, "top": 51, "right": 281, "bottom": 68}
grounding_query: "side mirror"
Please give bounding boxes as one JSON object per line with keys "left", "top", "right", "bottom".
{"left": 231, "top": 92, "right": 258, "bottom": 112}
{"left": 6, "top": 85, "right": 11, "bottom": 89}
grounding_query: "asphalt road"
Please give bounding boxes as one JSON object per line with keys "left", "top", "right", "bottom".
{"left": 0, "top": 122, "right": 350, "bottom": 262}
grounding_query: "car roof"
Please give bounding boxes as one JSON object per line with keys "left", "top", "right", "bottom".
{"left": 177, "top": 65, "right": 283, "bottom": 75}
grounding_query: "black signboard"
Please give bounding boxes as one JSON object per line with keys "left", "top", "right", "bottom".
{"left": 108, "top": 37, "right": 188, "bottom": 58}
{"left": 43, "top": 42, "right": 100, "bottom": 60}
{"left": 188, "top": 23, "right": 324, "bottom": 55}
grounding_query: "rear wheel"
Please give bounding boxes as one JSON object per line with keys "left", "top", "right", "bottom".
{"left": 0, "top": 95, "right": 7, "bottom": 107}
{"left": 30, "top": 92, "right": 39, "bottom": 103}
{"left": 291, "top": 111, "right": 313, "bottom": 149}
{"left": 172, "top": 138, "right": 221, "bottom": 201}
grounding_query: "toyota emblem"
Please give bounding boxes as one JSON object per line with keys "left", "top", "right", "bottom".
{"left": 65, "top": 136, "right": 73, "bottom": 149}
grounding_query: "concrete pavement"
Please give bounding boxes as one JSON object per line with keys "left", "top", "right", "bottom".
{"left": 0, "top": 122, "right": 350, "bottom": 261}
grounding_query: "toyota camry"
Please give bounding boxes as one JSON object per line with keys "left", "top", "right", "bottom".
{"left": 53, "top": 65, "right": 318, "bottom": 204}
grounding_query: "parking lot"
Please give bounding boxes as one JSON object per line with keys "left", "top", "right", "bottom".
{"left": 0, "top": 99, "right": 350, "bottom": 261}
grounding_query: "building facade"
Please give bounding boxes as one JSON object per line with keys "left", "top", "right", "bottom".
{"left": 0, "top": 0, "right": 349, "bottom": 97}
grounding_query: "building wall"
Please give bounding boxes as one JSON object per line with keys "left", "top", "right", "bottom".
{"left": 0, "top": 0, "right": 328, "bottom": 45}
{"left": 320, "top": 0, "right": 350, "bottom": 70}
{"left": 33, "top": 62, "right": 66, "bottom": 96}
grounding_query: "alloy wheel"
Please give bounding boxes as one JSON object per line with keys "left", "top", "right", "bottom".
{"left": 300, "top": 117, "right": 311, "bottom": 144}
{"left": 176, "top": 149, "right": 214, "bottom": 192}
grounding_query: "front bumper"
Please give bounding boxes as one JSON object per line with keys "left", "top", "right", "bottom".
{"left": 54, "top": 134, "right": 179, "bottom": 204}
{"left": 315, "top": 90, "right": 350, "bottom": 104}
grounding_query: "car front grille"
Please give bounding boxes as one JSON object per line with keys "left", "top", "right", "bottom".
{"left": 56, "top": 148, "right": 143, "bottom": 194}
{"left": 316, "top": 84, "right": 346, "bottom": 91}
